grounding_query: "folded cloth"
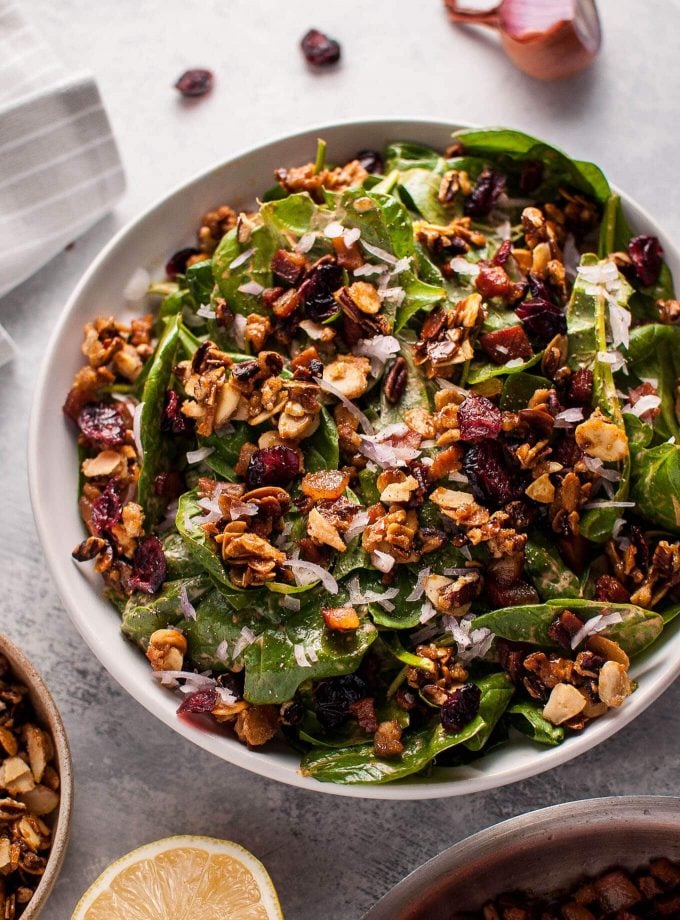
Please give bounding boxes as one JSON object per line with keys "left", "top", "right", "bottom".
{"left": 0, "top": 0, "right": 125, "bottom": 313}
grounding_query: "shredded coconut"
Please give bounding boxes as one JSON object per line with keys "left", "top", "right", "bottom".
{"left": 570, "top": 612, "right": 623, "bottom": 649}
{"left": 229, "top": 247, "right": 255, "bottom": 270}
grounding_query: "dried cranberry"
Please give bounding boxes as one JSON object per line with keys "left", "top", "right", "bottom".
{"left": 475, "top": 263, "right": 512, "bottom": 299}
{"left": 458, "top": 394, "right": 502, "bottom": 442}
{"left": 90, "top": 479, "right": 123, "bottom": 537}
{"left": 77, "top": 402, "right": 127, "bottom": 449}
{"left": 518, "top": 160, "right": 544, "bottom": 195}
{"left": 628, "top": 235, "right": 663, "bottom": 287}
{"left": 630, "top": 525, "right": 650, "bottom": 570}
{"left": 440, "top": 683, "right": 481, "bottom": 733}
{"left": 567, "top": 367, "right": 594, "bottom": 407}
{"left": 314, "top": 674, "right": 367, "bottom": 728}
{"left": 246, "top": 446, "right": 300, "bottom": 489}
{"left": 594, "top": 575, "right": 630, "bottom": 603}
{"left": 174, "top": 68, "right": 213, "bottom": 98}
{"left": 552, "top": 432, "right": 582, "bottom": 468}
{"left": 527, "top": 273, "right": 553, "bottom": 301}
{"left": 464, "top": 168, "right": 505, "bottom": 219}
{"left": 165, "top": 247, "right": 200, "bottom": 280}
{"left": 300, "top": 29, "right": 341, "bottom": 67}
{"left": 492, "top": 240, "right": 513, "bottom": 267}
{"left": 162, "top": 390, "right": 193, "bottom": 436}
{"left": 463, "top": 441, "right": 525, "bottom": 506}
{"left": 298, "top": 261, "right": 343, "bottom": 322}
{"left": 515, "top": 298, "right": 566, "bottom": 344}
{"left": 177, "top": 688, "right": 217, "bottom": 714}
{"left": 356, "top": 149, "right": 383, "bottom": 174}
{"left": 153, "top": 471, "right": 184, "bottom": 498}
{"left": 479, "top": 325, "right": 533, "bottom": 364}
{"left": 280, "top": 699, "right": 305, "bottom": 727}
{"left": 486, "top": 580, "right": 539, "bottom": 608}
{"left": 547, "top": 610, "right": 585, "bottom": 649}
{"left": 128, "top": 536, "right": 167, "bottom": 594}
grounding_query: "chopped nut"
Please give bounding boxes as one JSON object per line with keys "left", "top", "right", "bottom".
{"left": 380, "top": 475, "right": 419, "bottom": 504}
{"left": 598, "top": 660, "right": 633, "bottom": 707}
{"left": 234, "top": 705, "right": 279, "bottom": 747}
{"left": 346, "top": 281, "right": 381, "bottom": 314}
{"left": 307, "top": 507, "right": 346, "bottom": 552}
{"left": 0, "top": 757, "right": 35, "bottom": 796}
{"left": 525, "top": 472, "right": 556, "bottom": 504}
{"left": 575, "top": 409, "right": 628, "bottom": 462}
{"left": 542, "top": 683, "right": 587, "bottom": 725}
{"left": 145, "top": 628, "right": 187, "bottom": 672}
{"left": 23, "top": 727, "right": 49, "bottom": 784}
{"left": 17, "top": 784, "right": 60, "bottom": 817}
{"left": 322, "top": 355, "right": 371, "bottom": 399}
{"left": 373, "top": 720, "right": 404, "bottom": 758}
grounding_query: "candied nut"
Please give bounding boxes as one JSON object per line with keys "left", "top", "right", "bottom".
{"left": 145, "top": 628, "right": 187, "bottom": 672}
{"left": 424, "top": 574, "right": 455, "bottom": 612}
{"left": 23, "top": 726, "right": 50, "bottom": 784}
{"left": 0, "top": 757, "right": 35, "bottom": 795}
{"left": 0, "top": 798, "right": 26, "bottom": 821}
{"left": 542, "top": 683, "right": 587, "bottom": 725}
{"left": 0, "top": 727, "right": 18, "bottom": 758}
{"left": 234, "top": 704, "right": 279, "bottom": 747}
{"left": 598, "top": 660, "right": 633, "bottom": 707}
{"left": 373, "top": 720, "right": 404, "bottom": 758}
{"left": 307, "top": 507, "right": 346, "bottom": 552}
{"left": 347, "top": 281, "right": 381, "bottom": 314}
{"left": 404, "top": 406, "right": 435, "bottom": 438}
{"left": 429, "top": 487, "right": 475, "bottom": 517}
{"left": 322, "top": 607, "right": 360, "bottom": 631}
{"left": 525, "top": 472, "right": 556, "bottom": 504}
{"left": 384, "top": 355, "right": 408, "bottom": 404}
{"left": 81, "top": 449, "right": 128, "bottom": 479}
{"left": 587, "top": 635, "right": 630, "bottom": 668}
{"left": 322, "top": 355, "right": 371, "bottom": 399}
{"left": 380, "top": 475, "right": 419, "bottom": 504}
{"left": 575, "top": 409, "right": 628, "bottom": 462}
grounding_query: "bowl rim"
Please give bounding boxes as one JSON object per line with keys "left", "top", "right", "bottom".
{"left": 362, "top": 795, "right": 680, "bottom": 919}
{"left": 0, "top": 634, "right": 73, "bottom": 918}
{"left": 27, "top": 116, "right": 680, "bottom": 800}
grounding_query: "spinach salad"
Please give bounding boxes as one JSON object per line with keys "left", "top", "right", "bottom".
{"left": 66, "top": 129, "right": 680, "bottom": 785}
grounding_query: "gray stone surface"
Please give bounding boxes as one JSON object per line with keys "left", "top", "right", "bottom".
{"left": 1, "top": 1, "right": 679, "bottom": 916}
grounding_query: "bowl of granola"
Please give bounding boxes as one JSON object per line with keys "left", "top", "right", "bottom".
{"left": 29, "top": 119, "right": 680, "bottom": 798}
{"left": 0, "top": 634, "right": 73, "bottom": 918}
{"left": 362, "top": 795, "right": 680, "bottom": 918}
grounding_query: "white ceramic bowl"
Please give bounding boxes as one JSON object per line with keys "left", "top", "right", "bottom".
{"left": 29, "top": 118, "right": 680, "bottom": 799}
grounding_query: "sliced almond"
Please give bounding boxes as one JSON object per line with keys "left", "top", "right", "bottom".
{"left": 307, "top": 507, "right": 346, "bottom": 552}
{"left": 380, "top": 475, "right": 419, "bottom": 504}
{"left": 542, "top": 683, "right": 587, "bottom": 725}
{"left": 24, "top": 726, "right": 49, "bottom": 784}
{"left": 587, "top": 634, "right": 630, "bottom": 668}
{"left": 17, "top": 784, "right": 59, "bottom": 817}
{"left": 598, "top": 660, "right": 633, "bottom": 708}
{"left": 0, "top": 757, "right": 35, "bottom": 796}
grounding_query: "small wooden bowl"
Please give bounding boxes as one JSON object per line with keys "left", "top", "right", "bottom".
{"left": 0, "top": 635, "right": 73, "bottom": 919}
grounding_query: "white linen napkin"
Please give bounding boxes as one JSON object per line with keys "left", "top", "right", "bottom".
{"left": 0, "top": 0, "right": 125, "bottom": 361}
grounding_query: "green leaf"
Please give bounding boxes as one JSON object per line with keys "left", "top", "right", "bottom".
{"left": 300, "top": 673, "right": 513, "bottom": 785}
{"left": 524, "top": 534, "right": 581, "bottom": 600}
{"left": 466, "top": 352, "right": 542, "bottom": 385}
{"left": 162, "top": 532, "right": 205, "bottom": 580}
{"left": 384, "top": 142, "right": 446, "bottom": 173}
{"left": 183, "top": 589, "right": 265, "bottom": 670}
{"left": 185, "top": 259, "right": 214, "bottom": 306}
{"left": 453, "top": 128, "right": 611, "bottom": 205}
{"left": 395, "top": 275, "right": 446, "bottom": 331}
{"left": 629, "top": 439, "right": 680, "bottom": 534}
{"left": 243, "top": 605, "right": 377, "bottom": 705}
{"left": 507, "top": 701, "right": 564, "bottom": 746}
{"left": 305, "top": 408, "right": 339, "bottom": 472}
{"left": 332, "top": 539, "right": 371, "bottom": 582}
{"left": 397, "top": 168, "right": 450, "bottom": 223}
{"left": 260, "top": 193, "right": 317, "bottom": 236}
{"left": 381, "top": 633, "right": 437, "bottom": 672}
{"left": 136, "top": 314, "right": 180, "bottom": 524}
{"left": 500, "top": 372, "right": 551, "bottom": 410}
{"left": 121, "top": 575, "right": 212, "bottom": 647}
{"left": 624, "top": 324, "right": 680, "bottom": 441}
{"left": 212, "top": 224, "right": 281, "bottom": 315}
{"left": 200, "top": 423, "right": 252, "bottom": 481}
{"left": 474, "top": 598, "right": 663, "bottom": 658}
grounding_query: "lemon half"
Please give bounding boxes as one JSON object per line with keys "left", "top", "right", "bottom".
{"left": 71, "top": 835, "right": 283, "bottom": 919}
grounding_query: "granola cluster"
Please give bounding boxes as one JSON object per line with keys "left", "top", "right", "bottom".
{"left": 0, "top": 655, "right": 60, "bottom": 919}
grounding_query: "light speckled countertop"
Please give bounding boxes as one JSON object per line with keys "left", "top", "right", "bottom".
{"left": 2, "top": 1, "right": 680, "bottom": 917}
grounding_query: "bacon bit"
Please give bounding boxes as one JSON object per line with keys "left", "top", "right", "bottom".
{"left": 322, "top": 606, "right": 360, "bottom": 632}
{"left": 479, "top": 325, "right": 533, "bottom": 364}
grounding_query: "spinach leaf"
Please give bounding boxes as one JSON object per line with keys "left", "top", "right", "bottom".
{"left": 162, "top": 532, "right": 205, "bottom": 579}
{"left": 566, "top": 255, "right": 631, "bottom": 542}
{"left": 397, "top": 168, "right": 451, "bottom": 224}
{"left": 176, "top": 490, "right": 258, "bottom": 610}
{"left": 243, "top": 602, "right": 377, "bottom": 705}
{"left": 500, "top": 372, "right": 551, "bottom": 410}
{"left": 466, "top": 353, "right": 542, "bottom": 385}
{"left": 628, "top": 438, "right": 680, "bottom": 534}
{"left": 452, "top": 128, "right": 610, "bottom": 205}
{"left": 185, "top": 259, "right": 214, "bottom": 306}
{"left": 121, "top": 574, "right": 212, "bottom": 647}
{"left": 200, "top": 423, "right": 252, "bottom": 481}
{"left": 300, "top": 673, "right": 512, "bottom": 784}
{"left": 136, "top": 314, "right": 180, "bottom": 524}
{"left": 183, "top": 589, "right": 265, "bottom": 671}
{"left": 525, "top": 534, "right": 581, "bottom": 600}
{"left": 624, "top": 324, "right": 680, "bottom": 441}
{"left": 394, "top": 275, "right": 447, "bottom": 331}
{"left": 384, "top": 142, "right": 445, "bottom": 173}
{"left": 260, "top": 193, "right": 316, "bottom": 235}
{"left": 507, "top": 701, "right": 564, "bottom": 746}
{"left": 305, "top": 407, "right": 339, "bottom": 472}
{"left": 332, "top": 539, "right": 371, "bottom": 582}
{"left": 212, "top": 224, "right": 280, "bottom": 315}
{"left": 474, "top": 598, "right": 663, "bottom": 658}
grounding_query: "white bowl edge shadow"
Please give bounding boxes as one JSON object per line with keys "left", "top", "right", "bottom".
{"left": 28, "top": 117, "right": 680, "bottom": 800}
